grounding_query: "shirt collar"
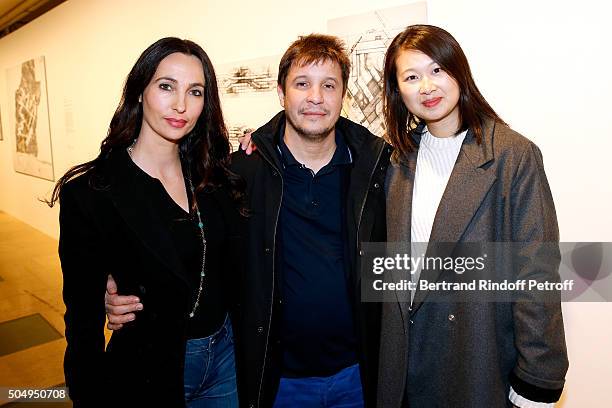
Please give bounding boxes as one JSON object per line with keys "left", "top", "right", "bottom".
{"left": 277, "top": 123, "right": 353, "bottom": 169}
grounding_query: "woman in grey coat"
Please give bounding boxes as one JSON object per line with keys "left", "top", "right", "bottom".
{"left": 378, "top": 25, "right": 568, "bottom": 408}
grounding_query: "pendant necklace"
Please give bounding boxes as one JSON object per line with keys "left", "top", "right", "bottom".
{"left": 186, "top": 176, "right": 206, "bottom": 318}
{"left": 127, "top": 139, "right": 206, "bottom": 318}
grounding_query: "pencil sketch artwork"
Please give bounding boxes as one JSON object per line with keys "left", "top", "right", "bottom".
{"left": 220, "top": 65, "right": 276, "bottom": 95}
{"left": 218, "top": 55, "right": 281, "bottom": 151}
{"left": 5, "top": 56, "right": 54, "bottom": 180}
{"left": 328, "top": 2, "right": 427, "bottom": 137}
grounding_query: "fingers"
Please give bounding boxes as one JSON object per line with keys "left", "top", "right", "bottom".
{"left": 105, "top": 292, "right": 142, "bottom": 330}
{"left": 239, "top": 137, "right": 251, "bottom": 151}
{"left": 108, "top": 310, "right": 137, "bottom": 325}
{"left": 106, "top": 274, "right": 118, "bottom": 295}
{"left": 106, "top": 293, "right": 141, "bottom": 306}
{"left": 247, "top": 133, "right": 257, "bottom": 155}
{"left": 104, "top": 274, "right": 142, "bottom": 330}
{"left": 239, "top": 128, "right": 256, "bottom": 154}
{"left": 106, "top": 300, "right": 142, "bottom": 316}
{"left": 107, "top": 322, "right": 124, "bottom": 330}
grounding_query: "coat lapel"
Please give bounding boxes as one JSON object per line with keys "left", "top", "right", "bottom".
{"left": 106, "top": 150, "right": 190, "bottom": 288}
{"left": 385, "top": 152, "right": 418, "bottom": 329}
{"left": 411, "top": 122, "right": 498, "bottom": 313}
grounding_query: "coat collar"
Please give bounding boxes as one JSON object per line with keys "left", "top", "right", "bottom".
{"left": 251, "top": 110, "right": 379, "bottom": 169}
{"left": 428, "top": 120, "right": 497, "bottom": 242}
{"left": 252, "top": 110, "right": 391, "bottom": 289}
{"left": 395, "top": 121, "right": 495, "bottom": 168}
{"left": 388, "top": 120, "right": 498, "bottom": 317}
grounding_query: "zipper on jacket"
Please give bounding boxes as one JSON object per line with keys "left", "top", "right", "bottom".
{"left": 351, "top": 142, "right": 386, "bottom": 405}
{"left": 255, "top": 151, "right": 284, "bottom": 407}
{"left": 355, "top": 143, "right": 387, "bottom": 255}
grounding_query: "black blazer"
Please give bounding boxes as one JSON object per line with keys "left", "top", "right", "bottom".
{"left": 59, "top": 149, "right": 245, "bottom": 407}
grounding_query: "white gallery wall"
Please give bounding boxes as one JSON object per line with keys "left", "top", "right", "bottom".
{"left": 0, "top": 0, "right": 610, "bottom": 406}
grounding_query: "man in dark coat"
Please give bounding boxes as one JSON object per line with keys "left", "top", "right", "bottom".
{"left": 229, "top": 34, "right": 390, "bottom": 408}
{"left": 105, "top": 34, "right": 391, "bottom": 408}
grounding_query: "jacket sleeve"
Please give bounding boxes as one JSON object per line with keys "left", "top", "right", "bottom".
{"left": 509, "top": 142, "right": 569, "bottom": 403}
{"left": 58, "top": 181, "right": 109, "bottom": 406}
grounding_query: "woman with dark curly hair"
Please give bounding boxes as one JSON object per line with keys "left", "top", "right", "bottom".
{"left": 49, "top": 37, "right": 246, "bottom": 408}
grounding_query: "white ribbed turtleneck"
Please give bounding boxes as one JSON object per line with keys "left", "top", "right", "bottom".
{"left": 410, "top": 127, "right": 468, "bottom": 244}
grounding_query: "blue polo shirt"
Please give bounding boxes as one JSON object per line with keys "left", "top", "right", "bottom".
{"left": 277, "top": 129, "right": 358, "bottom": 377}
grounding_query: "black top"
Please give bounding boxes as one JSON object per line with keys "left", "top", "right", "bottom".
{"left": 125, "top": 154, "right": 227, "bottom": 339}
{"left": 277, "top": 129, "right": 358, "bottom": 377}
{"left": 60, "top": 147, "right": 246, "bottom": 407}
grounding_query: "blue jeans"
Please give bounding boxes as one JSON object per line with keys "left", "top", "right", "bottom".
{"left": 273, "top": 363, "right": 364, "bottom": 408}
{"left": 184, "top": 315, "right": 238, "bottom": 408}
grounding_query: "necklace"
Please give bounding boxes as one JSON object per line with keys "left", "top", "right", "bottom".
{"left": 127, "top": 138, "right": 137, "bottom": 156}
{"left": 127, "top": 138, "right": 206, "bottom": 319}
{"left": 187, "top": 176, "right": 207, "bottom": 318}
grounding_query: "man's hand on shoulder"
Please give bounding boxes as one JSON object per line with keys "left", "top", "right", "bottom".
{"left": 238, "top": 128, "right": 256, "bottom": 155}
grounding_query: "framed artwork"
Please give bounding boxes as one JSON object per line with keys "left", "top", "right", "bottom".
{"left": 328, "top": 2, "right": 428, "bottom": 137}
{"left": 217, "top": 55, "right": 281, "bottom": 151}
{"left": 5, "top": 56, "right": 54, "bottom": 181}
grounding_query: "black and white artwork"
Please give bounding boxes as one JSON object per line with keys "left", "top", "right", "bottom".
{"left": 328, "top": 2, "right": 428, "bottom": 137}
{"left": 5, "top": 56, "right": 54, "bottom": 180}
{"left": 221, "top": 65, "right": 277, "bottom": 95}
{"left": 218, "top": 55, "right": 281, "bottom": 151}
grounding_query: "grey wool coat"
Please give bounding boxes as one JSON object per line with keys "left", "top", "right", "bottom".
{"left": 377, "top": 121, "right": 568, "bottom": 408}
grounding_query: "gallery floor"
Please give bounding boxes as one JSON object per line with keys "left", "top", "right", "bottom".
{"left": 0, "top": 211, "right": 111, "bottom": 407}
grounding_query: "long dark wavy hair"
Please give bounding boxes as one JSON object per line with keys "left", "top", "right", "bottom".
{"left": 383, "top": 24, "right": 506, "bottom": 158}
{"left": 47, "top": 37, "right": 246, "bottom": 215}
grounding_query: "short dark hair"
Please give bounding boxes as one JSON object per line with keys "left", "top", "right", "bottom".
{"left": 278, "top": 34, "right": 351, "bottom": 94}
{"left": 383, "top": 24, "right": 505, "bottom": 157}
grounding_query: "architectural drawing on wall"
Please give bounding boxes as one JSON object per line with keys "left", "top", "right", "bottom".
{"left": 218, "top": 55, "right": 281, "bottom": 151}
{"left": 328, "top": 2, "right": 427, "bottom": 137}
{"left": 221, "top": 66, "right": 276, "bottom": 95}
{"left": 5, "top": 56, "right": 54, "bottom": 180}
